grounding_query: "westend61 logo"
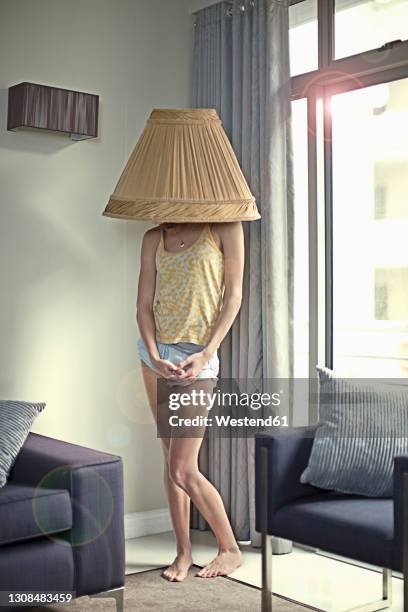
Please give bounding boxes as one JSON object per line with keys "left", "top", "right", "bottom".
{"left": 156, "top": 378, "right": 297, "bottom": 437}
{"left": 163, "top": 388, "right": 289, "bottom": 432}
{"left": 168, "top": 388, "right": 283, "bottom": 411}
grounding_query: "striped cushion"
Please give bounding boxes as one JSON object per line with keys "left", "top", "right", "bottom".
{"left": 0, "top": 400, "right": 45, "bottom": 488}
{"left": 300, "top": 367, "right": 408, "bottom": 497}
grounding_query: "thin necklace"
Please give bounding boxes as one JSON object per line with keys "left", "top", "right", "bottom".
{"left": 164, "top": 224, "right": 194, "bottom": 248}
{"left": 177, "top": 225, "right": 188, "bottom": 248}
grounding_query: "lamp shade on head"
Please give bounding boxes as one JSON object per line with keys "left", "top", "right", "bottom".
{"left": 103, "top": 108, "right": 260, "bottom": 223}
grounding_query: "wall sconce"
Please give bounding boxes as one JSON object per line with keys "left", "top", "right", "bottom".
{"left": 7, "top": 82, "right": 99, "bottom": 141}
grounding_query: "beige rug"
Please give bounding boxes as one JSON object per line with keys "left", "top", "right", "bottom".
{"left": 29, "top": 566, "right": 315, "bottom": 612}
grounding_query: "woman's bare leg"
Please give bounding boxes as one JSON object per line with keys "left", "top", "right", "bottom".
{"left": 168, "top": 382, "right": 242, "bottom": 578}
{"left": 141, "top": 362, "right": 192, "bottom": 581}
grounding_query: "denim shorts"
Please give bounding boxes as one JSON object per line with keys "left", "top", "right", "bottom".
{"left": 137, "top": 337, "right": 219, "bottom": 381}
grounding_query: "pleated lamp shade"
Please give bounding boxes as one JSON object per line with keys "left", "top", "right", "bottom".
{"left": 103, "top": 108, "right": 260, "bottom": 223}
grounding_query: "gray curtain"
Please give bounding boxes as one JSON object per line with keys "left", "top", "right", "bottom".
{"left": 191, "top": 0, "right": 294, "bottom": 546}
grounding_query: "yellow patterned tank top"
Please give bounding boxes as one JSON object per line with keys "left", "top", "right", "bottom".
{"left": 153, "top": 224, "right": 224, "bottom": 345}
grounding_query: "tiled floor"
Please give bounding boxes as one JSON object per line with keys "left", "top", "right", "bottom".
{"left": 126, "top": 530, "right": 403, "bottom": 611}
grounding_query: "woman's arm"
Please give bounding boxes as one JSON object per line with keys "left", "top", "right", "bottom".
{"left": 179, "top": 221, "right": 244, "bottom": 378}
{"left": 136, "top": 228, "right": 160, "bottom": 361}
{"left": 136, "top": 228, "right": 182, "bottom": 378}
{"left": 203, "top": 221, "right": 244, "bottom": 356}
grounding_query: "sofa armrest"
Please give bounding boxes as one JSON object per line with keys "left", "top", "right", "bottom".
{"left": 393, "top": 455, "right": 408, "bottom": 571}
{"left": 9, "top": 432, "right": 120, "bottom": 486}
{"left": 255, "top": 426, "right": 320, "bottom": 534}
{"left": 9, "top": 432, "right": 125, "bottom": 597}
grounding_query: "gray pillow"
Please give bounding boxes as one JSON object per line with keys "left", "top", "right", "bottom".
{"left": 300, "top": 367, "right": 408, "bottom": 497}
{"left": 0, "top": 400, "right": 46, "bottom": 488}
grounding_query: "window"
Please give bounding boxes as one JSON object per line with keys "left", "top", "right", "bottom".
{"left": 375, "top": 269, "right": 408, "bottom": 320}
{"left": 335, "top": 0, "right": 408, "bottom": 60}
{"left": 331, "top": 78, "right": 408, "bottom": 377}
{"left": 290, "top": 0, "right": 408, "bottom": 385}
{"left": 374, "top": 184, "right": 387, "bottom": 220}
{"left": 289, "top": 0, "right": 318, "bottom": 76}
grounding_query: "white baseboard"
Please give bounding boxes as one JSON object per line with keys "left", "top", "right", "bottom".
{"left": 125, "top": 508, "right": 172, "bottom": 540}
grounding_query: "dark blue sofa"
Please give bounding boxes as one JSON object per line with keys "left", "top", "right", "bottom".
{"left": 255, "top": 426, "right": 408, "bottom": 612}
{"left": 0, "top": 432, "right": 125, "bottom": 611}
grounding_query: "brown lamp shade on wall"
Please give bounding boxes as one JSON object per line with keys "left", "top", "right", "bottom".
{"left": 7, "top": 82, "right": 99, "bottom": 141}
{"left": 103, "top": 108, "right": 260, "bottom": 223}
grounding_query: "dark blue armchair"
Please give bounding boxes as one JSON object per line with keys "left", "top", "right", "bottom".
{"left": 0, "top": 432, "right": 125, "bottom": 611}
{"left": 255, "top": 426, "right": 408, "bottom": 612}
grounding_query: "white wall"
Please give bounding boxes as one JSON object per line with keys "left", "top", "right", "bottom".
{"left": 0, "top": 0, "right": 193, "bottom": 514}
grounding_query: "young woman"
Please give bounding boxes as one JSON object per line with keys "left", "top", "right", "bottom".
{"left": 136, "top": 220, "right": 244, "bottom": 582}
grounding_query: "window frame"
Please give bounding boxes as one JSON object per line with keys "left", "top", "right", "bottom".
{"left": 289, "top": 0, "right": 408, "bottom": 418}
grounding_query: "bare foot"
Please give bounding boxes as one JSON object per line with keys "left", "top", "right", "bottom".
{"left": 196, "top": 548, "right": 243, "bottom": 578}
{"left": 161, "top": 552, "right": 193, "bottom": 582}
